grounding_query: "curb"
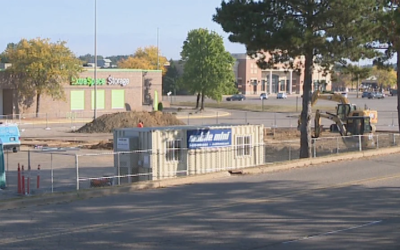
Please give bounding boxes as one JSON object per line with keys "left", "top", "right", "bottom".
{"left": 176, "top": 111, "right": 231, "bottom": 120}
{"left": 1, "top": 147, "right": 399, "bottom": 210}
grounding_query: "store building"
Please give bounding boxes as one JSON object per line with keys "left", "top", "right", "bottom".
{"left": 0, "top": 68, "right": 162, "bottom": 116}
{"left": 232, "top": 53, "right": 332, "bottom": 95}
{"left": 113, "top": 124, "right": 264, "bottom": 182}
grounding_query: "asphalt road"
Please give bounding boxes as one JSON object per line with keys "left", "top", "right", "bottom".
{"left": 0, "top": 154, "right": 399, "bottom": 249}
{"left": 169, "top": 93, "right": 399, "bottom": 130}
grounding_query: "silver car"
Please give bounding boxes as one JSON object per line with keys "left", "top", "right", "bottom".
{"left": 277, "top": 93, "right": 287, "bottom": 99}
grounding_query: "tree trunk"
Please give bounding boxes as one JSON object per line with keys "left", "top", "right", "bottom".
{"left": 397, "top": 51, "right": 400, "bottom": 133}
{"left": 195, "top": 93, "right": 201, "bottom": 109}
{"left": 299, "top": 51, "right": 313, "bottom": 158}
{"left": 200, "top": 92, "right": 205, "bottom": 111}
{"left": 36, "top": 93, "right": 41, "bottom": 118}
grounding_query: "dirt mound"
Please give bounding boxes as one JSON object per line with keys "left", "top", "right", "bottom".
{"left": 82, "top": 140, "right": 113, "bottom": 150}
{"left": 76, "top": 111, "right": 185, "bottom": 133}
{"left": 264, "top": 127, "right": 300, "bottom": 141}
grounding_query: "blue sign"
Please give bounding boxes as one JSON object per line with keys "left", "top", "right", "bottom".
{"left": 187, "top": 129, "right": 232, "bottom": 149}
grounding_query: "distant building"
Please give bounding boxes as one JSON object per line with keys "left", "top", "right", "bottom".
{"left": 361, "top": 76, "right": 378, "bottom": 90}
{"left": 232, "top": 53, "right": 331, "bottom": 95}
{"left": 0, "top": 63, "right": 11, "bottom": 70}
{"left": 173, "top": 53, "right": 331, "bottom": 95}
{"left": 87, "top": 58, "right": 114, "bottom": 68}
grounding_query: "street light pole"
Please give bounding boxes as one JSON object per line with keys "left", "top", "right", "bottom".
{"left": 357, "top": 60, "right": 360, "bottom": 99}
{"left": 94, "top": 0, "right": 98, "bottom": 119}
{"left": 157, "top": 27, "right": 160, "bottom": 70}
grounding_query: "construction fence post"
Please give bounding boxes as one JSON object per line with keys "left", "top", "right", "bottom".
{"left": 37, "top": 164, "right": 40, "bottom": 189}
{"left": 17, "top": 163, "right": 21, "bottom": 194}
{"left": 21, "top": 165, "right": 25, "bottom": 195}
{"left": 75, "top": 154, "right": 79, "bottom": 191}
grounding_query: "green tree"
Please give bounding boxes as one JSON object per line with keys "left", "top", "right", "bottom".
{"left": 162, "top": 60, "right": 180, "bottom": 95}
{"left": 340, "top": 64, "right": 371, "bottom": 95}
{"left": 0, "top": 43, "right": 17, "bottom": 63}
{"left": 370, "top": 66, "right": 397, "bottom": 90}
{"left": 373, "top": 1, "right": 400, "bottom": 132}
{"left": 5, "top": 38, "right": 83, "bottom": 116}
{"left": 214, "top": 0, "right": 380, "bottom": 158}
{"left": 78, "top": 54, "right": 104, "bottom": 64}
{"left": 181, "top": 28, "right": 236, "bottom": 110}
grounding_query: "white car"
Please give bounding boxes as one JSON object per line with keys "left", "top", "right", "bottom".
{"left": 260, "top": 93, "right": 268, "bottom": 100}
{"left": 277, "top": 93, "right": 288, "bottom": 99}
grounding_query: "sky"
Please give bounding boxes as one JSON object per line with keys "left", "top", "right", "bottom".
{"left": 1, "top": 0, "right": 395, "bottom": 65}
{"left": 1, "top": 0, "right": 246, "bottom": 60}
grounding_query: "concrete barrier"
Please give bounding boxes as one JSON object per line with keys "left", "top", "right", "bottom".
{"left": 1, "top": 146, "right": 400, "bottom": 211}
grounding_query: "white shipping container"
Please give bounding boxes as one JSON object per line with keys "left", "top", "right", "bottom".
{"left": 113, "top": 124, "right": 264, "bottom": 182}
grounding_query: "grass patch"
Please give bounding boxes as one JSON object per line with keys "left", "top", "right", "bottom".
{"left": 173, "top": 101, "right": 336, "bottom": 113}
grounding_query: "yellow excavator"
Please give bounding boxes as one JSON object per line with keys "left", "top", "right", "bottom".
{"left": 298, "top": 90, "right": 378, "bottom": 133}
{"left": 310, "top": 90, "right": 378, "bottom": 129}
{"left": 314, "top": 109, "right": 375, "bottom": 148}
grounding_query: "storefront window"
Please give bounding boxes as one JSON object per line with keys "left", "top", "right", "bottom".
{"left": 280, "top": 80, "right": 285, "bottom": 91}
{"left": 70, "top": 90, "right": 84, "bottom": 111}
{"left": 111, "top": 90, "right": 125, "bottom": 109}
{"left": 261, "top": 80, "right": 266, "bottom": 92}
{"left": 91, "top": 90, "right": 105, "bottom": 110}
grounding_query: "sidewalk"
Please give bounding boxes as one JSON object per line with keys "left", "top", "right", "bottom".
{"left": 4, "top": 108, "right": 230, "bottom": 126}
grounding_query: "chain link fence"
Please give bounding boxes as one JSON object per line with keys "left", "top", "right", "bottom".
{"left": 3, "top": 133, "right": 400, "bottom": 198}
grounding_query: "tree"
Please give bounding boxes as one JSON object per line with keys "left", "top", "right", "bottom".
{"left": 0, "top": 43, "right": 17, "bottom": 63}
{"left": 117, "top": 46, "right": 168, "bottom": 73}
{"left": 214, "top": 0, "right": 380, "bottom": 158}
{"left": 370, "top": 66, "right": 397, "bottom": 90}
{"left": 162, "top": 60, "right": 180, "bottom": 95}
{"left": 340, "top": 64, "right": 371, "bottom": 94}
{"left": 4, "top": 38, "right": 83, "bottom": 116}
{"left": 180, "top": 28, "right": 236, "bottom": 110}
{"left": 373, "top": 1, "right": 400, "bottom": 132}
{"left": 78, "top": 54, "right": 104, "bottom": 64}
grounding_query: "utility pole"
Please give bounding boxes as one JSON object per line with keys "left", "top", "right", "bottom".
{"left": 157, "top": 28, "right": 160, "bottom": 70}
{"left": 94, "top": 0, "right": 98, "bottom": 119}
{"left": 357, "top": 60, "right": 360, "bottom": 99}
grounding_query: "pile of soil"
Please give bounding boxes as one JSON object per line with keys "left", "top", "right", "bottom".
{"left": 82, "top": 140, "right": 113, "bottom": 150}
{"left": 264, "top": 127, "right": 300, "bottom": 141}
{"left": 76, "top": 111, "right": 185, "bottom": 133}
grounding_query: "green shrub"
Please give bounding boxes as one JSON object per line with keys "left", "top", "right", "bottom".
{"left": 157, "top": 102, "right": 163, "bottom": 111}
{"left": 177, "top": 108, "right": 183, "bottom": 112}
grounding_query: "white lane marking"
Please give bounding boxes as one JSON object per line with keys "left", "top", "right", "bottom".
{"left": 283, "top": 220, "right": 382, "bottom": 244}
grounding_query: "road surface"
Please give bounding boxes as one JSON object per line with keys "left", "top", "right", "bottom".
{"left": 0, "top": 153, "right": 399, "bottom": 249}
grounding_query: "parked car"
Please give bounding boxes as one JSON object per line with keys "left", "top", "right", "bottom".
{"left": 226, "top": 94, "right": 246, "bottom": 101}
{"left": 390, "top": 89, "right": 398, "bottom": 96}
{"left": 368, "top": 92, "right": 385, "bottom": 99}
{"left": 341, "top": 92, "right": 348, "bottom": 98}
{"left": 362, "top": 92, "right": 370, "bottom": 98}
{"left": 277, "top": 93, "right": 288, "bottom": 99}
{"left": 375, "top": 92, "right": 385, "bottom": 99}
{"left": 260, "top": 93, "right": 268, "bottom": 100}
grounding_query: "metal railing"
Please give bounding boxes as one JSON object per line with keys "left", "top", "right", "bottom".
{"left": 3, "top": 133, "right": 400, "bottom": 199}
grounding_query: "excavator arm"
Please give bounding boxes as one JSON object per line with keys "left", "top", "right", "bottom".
{"left": 311, "top": 90, "right": 350, "bottom": 106}
{"left": 314, "top": 109, "right": 347, "bottom": 138}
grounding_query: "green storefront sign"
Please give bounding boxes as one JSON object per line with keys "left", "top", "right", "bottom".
{"left": 71, "top": 77, "right": 106, "bottom": 86}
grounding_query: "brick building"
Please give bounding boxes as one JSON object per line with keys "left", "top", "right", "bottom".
{"left": 232, "top": 53, "right": 332, "bottom": 95}
{"left": 0, "top": 68, "right": 162, "bottom": 116}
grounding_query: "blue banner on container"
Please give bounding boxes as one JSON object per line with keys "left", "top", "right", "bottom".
{"left": 187, "top": 128, "right": 232, "bottom": 149}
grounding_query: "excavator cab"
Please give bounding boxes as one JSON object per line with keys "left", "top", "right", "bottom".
{"left": 346, "top": 116, "right": 372, "bottom": 136}
{"left": 345, "top": 116, "right": 375, "bottom": 148}
{"left": 337, "top": 104, "right": 357, "bottom": 121}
